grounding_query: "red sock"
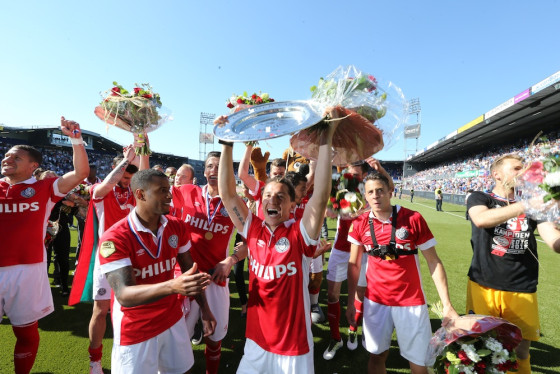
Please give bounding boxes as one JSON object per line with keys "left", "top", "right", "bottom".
{"left": 12, "top": 321, "right": 40, "bottom": 374}
{"left": 327, "top": 301, "right": 341, "bottom": 341}
{"left": 205, "top": 341, "right": 221, "bottom": 374}
{"left": 88, "top": 344, "right": 103, "bottom": 362}
{"left": 354, "top": 299, "right": 363, "bottom": 327}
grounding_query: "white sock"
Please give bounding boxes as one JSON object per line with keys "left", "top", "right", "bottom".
{"left": 310, "top": 293, "right": 319, "bottom": 305}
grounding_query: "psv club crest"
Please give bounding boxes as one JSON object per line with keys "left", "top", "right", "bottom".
{"left": 21, "top": 187, "right": 36, "bottom": 198}
{"left": 275, "top": 237, "right": 290, "bottom": 253}
{"left": 168, "top": 235, "right": 179, "bottom": 248}
{"left": 396, "top": 227, "right": 409, "bottom": 240}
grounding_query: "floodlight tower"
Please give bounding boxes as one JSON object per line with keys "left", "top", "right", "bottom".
{"left": 199, "top": 112, "right": 216, "bottom": 161}
{"left": 402, "top": 98, "right": 421, "bottom": 181}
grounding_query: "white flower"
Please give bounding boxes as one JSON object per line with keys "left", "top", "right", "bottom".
{"left": 344, "top": 192, "right": 358, "bottom": 203}
{"left": 484, "top": 337, "right": 503, "bottom": 352}
{"left": 229, "top": 95, "right": 238, "bottom": 105}
{"left": 544, "top": 171, "right": 560, "bottom": 187}
{"left": 456, "top": 365, "right": 475, "bottom": 374}
{"left": 491, "top": 349, "right": 509, "bottom": 365}
{"left": 461, "top": 344, "right": 481, "bottom": 363}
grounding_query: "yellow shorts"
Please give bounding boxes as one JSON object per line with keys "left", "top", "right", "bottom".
{"left": 466, "top": 279, "right": 540, "bottom": 341}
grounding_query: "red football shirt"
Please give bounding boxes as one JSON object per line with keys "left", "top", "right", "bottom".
{"left": 348, "top": 206, "right": 436, "bottom": 306}
{"left": 91, "top": 183, "right": 135, "bottom": 237}
{"left": 0, "top": 177, "right": 65, "bottom": 266}
{"left": 241, "top": 213, "right": 317, "bottom": 356}
{"left": 249, "top": 180, "right": 265, "bottom": 220}
{"left": 171, "top": 184, "right": 235, "bottom": 273}
{"left": 99, "top": 211, "right": 190, "bottom": 345}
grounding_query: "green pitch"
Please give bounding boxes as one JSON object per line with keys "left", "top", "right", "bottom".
{"left": 1, "top": 195, "right": 559, "bottom": 373}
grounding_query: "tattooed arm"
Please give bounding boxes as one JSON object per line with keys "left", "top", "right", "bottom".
{"left": 92, "top": 145, "right": 136, "bottom": 200}
{"left": 215, "top": 115, "right": 249, "bottom": 233}
{"left": 106, "top": 264, "right": 211, "bottom": 308}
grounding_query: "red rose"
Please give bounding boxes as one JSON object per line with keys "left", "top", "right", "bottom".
{"left": 339, "top": 199, "right": 350, "bottom": 209}
{"left": 269, "top": 98, "right": 275, "bottom": 102}
{"left": 237, "top": 98, "right": 244, "bottom": 104}
{"left": 111, "top": 86, "right": 120, "bottom": 96}
{"left": 333, "top": 203, "right": 339, "bottom": 209}
{"left": 343, "top": 173, "right": 353, "bottom": 179}
{"left": 496, "top": 363, "right": 509, "bottom": 372}
{"left": 330, "top": 197, "right": 337, "bottom": 203}
{"left": 142, "top": 94, "right": 153, "bottom": 99}
{"left": 251, "top": 94, "right": 257, "bottom": 100}
{"left": 474, "top": 361, "right": 486, "bottom": 374}
{"left": 509, "top": 360, "right": 519, "bottom": 370}
{"left": 256, "top": 97, "right": 263, "bottom": 104}
{"left": 457, "top": 351, "right": 472, "bottom": 365}
{"left": 522, "top": 161, "right": 544, "bottom": 184}
{"left": 227, "top": 103, "right": 234, "bottom": 109}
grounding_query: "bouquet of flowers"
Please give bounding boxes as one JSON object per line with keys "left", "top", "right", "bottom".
{"left": 94, "top": 82, "right": 171, "bottom": 155}
{"left": 226, "top": 92, "right": 274, "bottom": 112}
{"left": 290, "top": 65, "right": 407, "bottom": 166}
{"left": 327, "top": 171, "right": 367, "bottom": 219}
{"left": 519, "top": 152, "right": 560, "bottom": 224}
{"left": 426, "top": 312, "right": 522, "bottom": 374}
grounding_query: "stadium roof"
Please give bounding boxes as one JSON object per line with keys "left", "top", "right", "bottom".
{"left": 407, "top": 70, "right": 560, "bottom": 164}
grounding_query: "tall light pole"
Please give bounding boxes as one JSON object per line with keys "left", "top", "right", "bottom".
{"left": 402, "top": 98, "right": 421, "bottom": 182}
{"left": 199, "top": 112, "right": 216, "bottom": 161}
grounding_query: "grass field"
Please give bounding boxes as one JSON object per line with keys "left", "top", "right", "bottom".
{"left": 2, "top": 195, "right": 560, "bottom": 373}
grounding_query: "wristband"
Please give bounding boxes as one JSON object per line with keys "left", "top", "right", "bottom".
{"left": 70, "top": 137, "right": 85, "bottom": 146}
{"left": 218, "top": 139, "right": 234, "bottom": 147}
{"left": 231, "top": 253, "right": 240, "bottom": 264}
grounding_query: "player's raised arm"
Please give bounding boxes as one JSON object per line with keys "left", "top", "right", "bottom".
{"left": 57, "top": 116, "right": 90, "bottom": 194}
{"left": 216, "top": 116, "right": 249, "bottom": 233}
{"left": 93, "top": 145, "right": 137, "bottom": 199}
{"left": 238, "top": 143, "right": 260, "bottom": 193}
{"left": 302, "top": 107, "right": 341, "bottom": 239}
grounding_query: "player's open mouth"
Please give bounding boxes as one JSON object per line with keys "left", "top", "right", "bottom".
{"left": 267, "top": 208, "right": 279, "bottom": 217}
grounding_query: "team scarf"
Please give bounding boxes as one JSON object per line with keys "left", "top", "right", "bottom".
{"left": 68, "top": 199, "right": 99, "bottom": 305}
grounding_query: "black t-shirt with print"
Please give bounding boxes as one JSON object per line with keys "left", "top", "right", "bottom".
{"left": 467, "top": 191, "right": 540, "bottom": 293}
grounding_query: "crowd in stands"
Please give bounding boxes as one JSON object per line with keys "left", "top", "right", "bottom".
{"left": 0, "top": 138, "right": 185, "bottom": 179}
{"left": 403, "top": 130, "right": 560, "bottom": 194}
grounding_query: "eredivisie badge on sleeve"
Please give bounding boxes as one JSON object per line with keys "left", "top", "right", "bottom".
{"left": 100, "top": 241, "right": 116, "bottom": 258}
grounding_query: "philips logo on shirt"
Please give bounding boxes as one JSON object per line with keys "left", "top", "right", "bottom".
{"left": 249, "top": 255, "right": 297, "bottom": 280}
{"left": 133, "top": 257, "right": 177, "bottom": 280}
{"left": 0, "top": 202, "right": 40, "bottom": 213}
{"left": 184, "top": 214, "right": 230, "bottom": 234}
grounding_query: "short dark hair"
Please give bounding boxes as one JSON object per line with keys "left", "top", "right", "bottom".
{"left": 284, "top": 171, "right": 307, "bottom": 189}
{"left": 112, "top": 156, "right": 139, "bottom": 174}
{"left": 270, "top": 158, "right": 286, "bottom": 168}
{"left": 206, "top": 151, "right": 221, "bottom": 163}
{"left": 12, "top": 145, "right": 42, "bottom": 165}
{"left": 131, "top": 169, "right": 168, "bottom": 192}
{"left": 364, "top": 171, "right": 391, "bottom": 189}
{"left": 89, "top": 164, "right": 97, "bottom": 170}
{"left": 265, "top": 176, "right": 296, "bottom": 201}
{"left": 349, "top": 161, "right": 369, "bottom": 174}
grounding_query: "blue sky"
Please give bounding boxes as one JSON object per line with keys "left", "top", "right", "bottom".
{"left": 1, "top": 1, "right": 559, "bottom": 163}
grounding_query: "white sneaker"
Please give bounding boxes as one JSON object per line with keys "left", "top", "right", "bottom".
{"left": 89, "top": 360, "right": 103, "bottom": 374}
{"left": 311, "top": 304, "right": 326, "bottom": 324}
{"left": 347, "top": 330, "right": 358, "bottom": 351}
{"left": 323, "top": 339, "right": 343, "bottom": 360}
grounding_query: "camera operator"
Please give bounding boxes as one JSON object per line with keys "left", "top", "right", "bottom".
{"left": 346, "top": 171, "right": 458, "bottom": 374}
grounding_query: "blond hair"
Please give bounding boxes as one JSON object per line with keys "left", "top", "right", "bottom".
{"left": 490, "top": 154, "right": 524, "bottom": 179}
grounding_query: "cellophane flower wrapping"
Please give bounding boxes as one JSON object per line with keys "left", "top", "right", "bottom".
{"left": 95, "top": 82, "right": 172, "bottom": 155}
{"left": 327, "top": 171, "right": 368, "bottom": 219}
{"left": 518, "top": 153, "right": 560, "bottom": 225}
{"left": 290, "top": 65, "right": 407, "bottom": 166}
{"left": 426, "top": 315, "right": 522, "bottom": 374}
